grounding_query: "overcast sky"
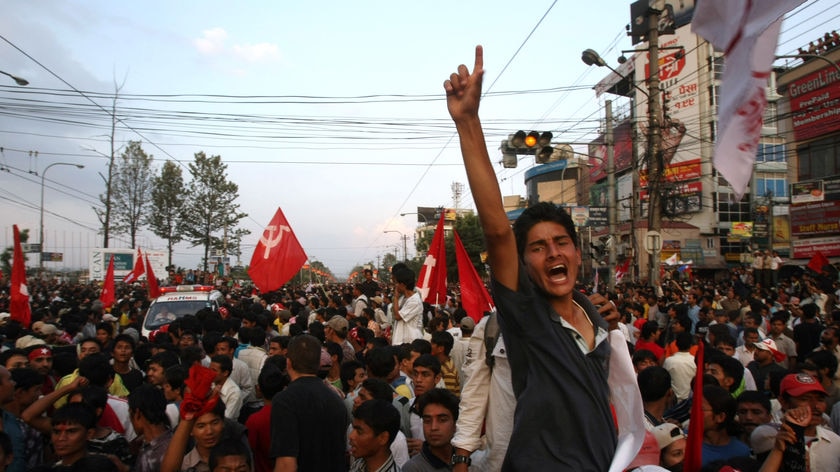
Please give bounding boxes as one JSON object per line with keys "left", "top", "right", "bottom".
{"left": 0, "top": 1, "right": 833, "bottom": 278}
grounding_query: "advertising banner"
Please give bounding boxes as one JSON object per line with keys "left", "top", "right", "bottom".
{"left": 790, "top": 200, "right": 840, "bottom": 235}
{"left": 792, "top": 236, "right": 840, "bottom": 258}
{"left": 787, "top": 65, "right": 840, "bottom": 142}
{"left": 89, "top": 248, "right": 166, "bottom": 281}
{"left": 790, "top": 180, "right": 825, "bottom": 205}
{"left": 730, "top": 222, "right": 754, "bottom": 238}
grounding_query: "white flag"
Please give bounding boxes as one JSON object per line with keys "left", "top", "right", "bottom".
{"left": 692, "top": 0, "right": 805, "bottom": 200}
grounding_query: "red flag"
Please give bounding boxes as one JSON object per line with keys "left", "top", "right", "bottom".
{"left": 100, "top": 255, "right": 116, "bottom": 309}
{"left": 454, "top": 231, "right": 494, "bottom": 323}
{"left": 416, "top": 213, "right": 448, "bottom": 305}
{"left": 248, "top": 207, "right": 308, "bottom": 292}
{"left": 145, "top": 255, "right": 161, "bottom": 299}
{"left": 683, "top": 341, "right": 705, "bottom": 471}
{"left": 10, "top": 225, "right": 31, "bottom": 327}
{"left": 123, "top": 248, "right": 145, "bottom": 284}
{"left": 615, "top": 259, "right": 630, "bottom": 284}
{"left": 807, "top": 251, "right": 829, "bottom": 273}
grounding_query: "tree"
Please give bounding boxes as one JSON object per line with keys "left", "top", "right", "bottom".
{"left": 111, "top": 141, "right": 153, "bottom": 248}
{"left": 180, "top": 152, "right": 248, "bottom": 271}
{"left": 0, "top": 228, "right": 28, "bottom": 276}
{"left": 148, "top": 160, "right": 186, "bottom": 267}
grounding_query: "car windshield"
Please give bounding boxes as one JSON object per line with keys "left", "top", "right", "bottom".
{"left": 144, "top": 300, "right": 211, "bottom": 329}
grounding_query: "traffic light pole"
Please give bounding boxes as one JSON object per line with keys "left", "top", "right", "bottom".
{"left": 646, "top": 8, "right": 663, "bottom": 289}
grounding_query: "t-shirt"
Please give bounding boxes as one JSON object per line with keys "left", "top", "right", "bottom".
{"left": 246, "top": 404, "right": 273, "bottom": 472}
{"left": 701, "top": 438, "right": 751, "bottom": 466}
{"left": 492, "top": 264, "right": 616, "bottom": 471}
{"left": 270, "top": 376, "right": 348, "bottom": 471}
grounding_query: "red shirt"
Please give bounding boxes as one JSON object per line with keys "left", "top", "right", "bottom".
{"left": 246, "top": 404, "right": 273, "bottom": 472}
{"left": 635, "top": 339, "right": 665, "bottom": 362}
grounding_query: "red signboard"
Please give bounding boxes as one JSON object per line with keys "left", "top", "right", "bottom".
{"left": 640, "top": 158, "right": 702, "bottom": 187}
{"left": 588, "top": 120, "right": 634, "bottom": 181}
{"left": 792, "top": 236, "right": 840, "bottom": 258}
{"left": 790, "top": 200, "right": 840, "bottom": 235}
{"left": 788, "top": 66, "right": 840, "bottom": 142}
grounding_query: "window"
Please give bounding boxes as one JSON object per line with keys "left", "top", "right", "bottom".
{"left": 797, "top": 136, "right": 840, "bottom": 181}
{"left": 755, "top": 177, "right": 787, "bottom": 197}
{"left": 717, "top": 195, "right": 752, "bottom": 223}
{"left": 756, "top": 143, "right": 785, "bottom": 163}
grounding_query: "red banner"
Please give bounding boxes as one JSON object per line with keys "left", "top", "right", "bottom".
{"left": 788, "top": 66, "right": 840, "bottom": 142}
{"left": 416, "top": 213, "right": 448, "bottom": 305}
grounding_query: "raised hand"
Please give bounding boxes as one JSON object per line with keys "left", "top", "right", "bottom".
{"left": 444, "top": 45, "right": 484, "bottom": 123}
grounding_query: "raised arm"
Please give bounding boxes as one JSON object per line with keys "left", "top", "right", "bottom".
{"left": 21, "top": 375, "right": 88, "bottom": 433}
{"left": 445, "top": 45, "right": 518, "bottom": 290}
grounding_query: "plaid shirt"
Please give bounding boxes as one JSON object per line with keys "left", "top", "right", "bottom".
{"left": 350, "top": 454, "right": 401, "bottom": 472}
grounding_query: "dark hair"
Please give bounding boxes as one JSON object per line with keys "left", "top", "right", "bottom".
{"left": 112, "top": 334, "right": 136, "bottom": 350}
{"left": 69, "top": 385, "right": 108, "bottom": 418}
{"left": 513, "top": 202, "right": 578, "bottom": 256}
{"left": 210, "top": 354, "right": 233, "bottom": 375}
{"left": 10, "top": 367, "right": 45, "bottom": 391}
{"left": 641, "top": 321, "right": 660, "bottom": 340}
{"left": 287, "top": 334, "right": 322, "bottom": 375}
{"left": 410, "top": 338, "right": 432, "bottom": 355}
{"left": 164, "top": 365, "right": 188, "bottom": 393}
{"left": 324, "top": 341, "right": 343, "bottom": 363}
{"left": 806, "top": 350, "right": 839, "bottom": 378}
{"left": 360, "top": 378, "right": 393, "bottom": 402}
{"left": 52, "top": 402, "right": 97, "bottom": 429}
{"left": 78, "top": 353, "right": 114, "bottom": 387}
{"left": 706, "top": 350, "right": 744, "bottom": 392}
{"left": 413, "top": 354, "right": 442, "bottom": 376}
{"left": 430, "top": 331, "right": 454, "bottom": 356}
{"left": 736, "top": 390, "right": 771, "bottom": 415}
{"left": 637, "top": 366, "right": 672, "bottom": 402}
{"left": 393, "top": 267, "right": 417, "bottom": 291}
{"left": 415, "top": 387, "right": 460, "bottom": 421}
{"left": 365, "top": 347, "right": 396, "bottom": 379}
{"left": 675, "top": 332, "right": 693, "bottom": 351}
{"left": 209, "top": 440, "right": 252, "bottom": 471}
{"left": 128, "top": 384, "right": 169, "bottom": 426}
{"left": 354, "top": 399, "right": 401, "bottom": 447}
{"left": 270, "top": 336, "right": 290, "bottom": 349}
{"left": 340, "top": 360, "right": 365, "bottom": 394}
{"left": 704, "top": 384, "right": 739, "bottom": 434}
{"left": 95, "top": 322, "right": 114, "bottom": 336}
{"left": 257, "top": 362, "right": 288, "bottom": 399}
{"left": 632, "top": 349, "right": 658, "bottom": 367}
{"left": 148, "top": 350, "right": 181, "bottom": 370}
{"left": 70, "top": 454, "right": 119, "bottom": 472}
{"left": 179, "top": 345, "right": 205, "bottom": 367}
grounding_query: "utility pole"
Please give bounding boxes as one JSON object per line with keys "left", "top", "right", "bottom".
{"left": 646, "top": 7, "right": 663, "bottom": 289}
{"left": 606, "top": 100, "right": 617, "bottom": 292}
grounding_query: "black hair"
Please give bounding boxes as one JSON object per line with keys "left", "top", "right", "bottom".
{"left": 112, "top": 334, "right": 136, "bottom": 350}
{"left": 340, "top": 360, "right": 365, "bottom": 394}
{"left": 365, "top": 347, "right": 395, "bottom": 379}
{"left": 179, "top": 345, "right": 205, "bottom": 367}
{"left": 210, "top": 354, "right": 233, "bottom": 375}
{"left": 257, "top": 362, "right": 288, "bottom": 400}
{"left": 359, "top": 378, "right": 394, "bottom": 402}
{"left": 128, "top": 384, "right": 169, "bottom": 427}
{"left": 736, "top": 390, "right": 771, "bottom": 415}
{"left": 52, "top": 402, "right": 97, "bottom": 429}
{"left": 353, "top": 399, "right": 401, "bottom": 447}
{"left": 148, "top": 350, "right": 181, "bottom": 370}
{"left": 78, "top": 353, "right": 114, "bottom": 387}
{"left": 806, "top": 350, "right": 839, "bottom": 378}
{"left": 641, "top": 321, "right": 660, "bottom": 340}
{"left": 512, "top": 202, "right": 578, "bottom": 256}
{"left": 430, "top": 331, "right": 454, "bottom": 356}
{"left": 413, "top": 354, "right": 442, "bottom": 376}
{"left": 706, "top": 350, "right": 744, "bottom": 393}
{"left": 415, "top": 387, "right": 460, "bottom": 421}
{"left": 632, "top": 349, "right": 658, "bottom": 367}
{"left": 393, "top": 267, "right": 417, "bottom": 291}
{"left": 637, "top": 366, "right": 672, "bottom": 402}
{"left": 208, "top": 440, "right": 252, "bottom": 471}
{"left": 410, "top": 338, "right": 432, "bottom": 356}
{"left": 703, "top": 384, "right": 739, "bottom": 435}
{"left": 164, "top": 365, "right": 188, "bottom": 393}
{"left": 675, "top": 332, "right": 693, "bottom": 351}
{"left": 69, "top": 385, "right": 108, "bottom": 419}
{"left": 95, "top": 322, "right": 114, "bottom": 336}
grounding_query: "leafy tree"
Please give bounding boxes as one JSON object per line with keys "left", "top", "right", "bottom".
{"left": 180, "top": 152, "right": 248, "bottom": 271}
{"left": 148, "top": 160, "right": 186, "bottom": 267}
{"left": 111, "top": 141, "right": 153, "bottom": 248}
{"left": 0, "top": 228, "right": 29, "bottom": 276}
{"left": 414, "top": 213, "right": 487, "bottom": 281}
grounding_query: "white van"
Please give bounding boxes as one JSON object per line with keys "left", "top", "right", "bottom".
{"left": 141, "top": 285, "right": 223, "bottom": 338}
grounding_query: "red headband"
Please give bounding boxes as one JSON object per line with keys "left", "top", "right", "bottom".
{"left": 28, "top": 346, "right": 52, "bottom": 361}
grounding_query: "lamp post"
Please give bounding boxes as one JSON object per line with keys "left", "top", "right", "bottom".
{"left": 400, "top": 212, "right": 429, "bottom": 225}
{"left": 0, "top": 69, "right": 28, "bottom": 86}
{"left": 583, "top": 19, "right": 664, "bottom": 289}
{"left": 384, "top": 230, "right": 408, "bottom": 262}
{"left": 40, "top": 162, "right": 85, "bottom": 272}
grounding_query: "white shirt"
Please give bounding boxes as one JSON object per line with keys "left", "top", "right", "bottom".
{"left": 663, "top": 351, "right": 697, "bottom": 402}
{"left": 218, "top": 377, "right": 243, "bottom": 420}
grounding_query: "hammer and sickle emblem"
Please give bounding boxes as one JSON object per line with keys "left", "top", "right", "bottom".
{"left": 260, "top": 225, "right": 290, "bottom": 259}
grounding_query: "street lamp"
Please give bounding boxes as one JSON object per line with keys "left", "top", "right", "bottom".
{"left": 383, "top": 230, "right": 408, "bottom": 262}
{"left": 40, "top": 162, "right": 85, "bottom": 272}
{"left": 0, "top": 69, "right": 29, "bottom": 86}
{"left": 400, "top": 212, "right": 428, "bottom": 225}
{"left": 584, "top": 45, "right": 663, "bottom": 288}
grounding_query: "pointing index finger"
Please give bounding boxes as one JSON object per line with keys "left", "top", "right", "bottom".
{"left": 474, "top": 45, "right": 484, "bottom": 73}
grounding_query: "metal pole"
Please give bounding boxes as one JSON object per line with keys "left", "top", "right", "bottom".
{"left": 646, "top": 8, "right": 663, "bottom": 289}
{"left": 40, "top": 162, "right": 85, "bottom": 273}
{"left": 606, "top": 100, "right": 617, "bottom": 292}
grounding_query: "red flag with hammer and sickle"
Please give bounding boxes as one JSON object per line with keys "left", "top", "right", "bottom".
{"left": 10, "top": 225, "right": 31, "bottom": 327}
{"left": 249, "top": 207, "right": 308, "bottom": 293}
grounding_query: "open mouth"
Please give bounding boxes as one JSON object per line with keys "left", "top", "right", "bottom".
{"left": 549, "top": 264, "right": 568, "bottom": 278}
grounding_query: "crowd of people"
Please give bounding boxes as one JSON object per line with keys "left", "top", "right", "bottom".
{"left": 0, "top": 45, "right": 838, "bottom": 472}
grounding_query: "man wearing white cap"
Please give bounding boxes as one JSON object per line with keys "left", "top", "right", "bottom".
{"left": 748, "top": 338, "right": 787, "bottom": 395}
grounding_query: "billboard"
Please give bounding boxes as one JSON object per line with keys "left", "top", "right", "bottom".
{"left": 634, "top": 25, "right": 701, "bottom": 185}
{"left": 89, "top": 248, "right": 166, "bottom": 281}
{"left": 790, "top": 200, "right": 840, "bottom": 236}
{"left": 588, "top": 119, "right": 634, "bottom": 180}
{"left": 787, "top": 65, "right": 840, "bottom": 142}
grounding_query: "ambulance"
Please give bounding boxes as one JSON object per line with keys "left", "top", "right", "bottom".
{"left": 141, "top": 285, "right": 223, "bottom": 338}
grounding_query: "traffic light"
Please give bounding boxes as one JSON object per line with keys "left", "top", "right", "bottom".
{"left": 500, "top": 131, "right": 553, "bottom": 168}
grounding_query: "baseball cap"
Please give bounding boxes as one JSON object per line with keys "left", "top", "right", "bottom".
{"left": 753, "top": 339, "right": 786, "bottom": 363}
{"left": 102, "top": 313, "right": 119, "bottom": 322}
{"left": 371, "top": 296, "right": 383, "bottom": 305}
{"left": 31, "top": 321, "right": 45, "bottom": 333}
{"left": 15, "top": 335, "right": 46, "bottom": 349}
{"left": 39, "top": 323, "right": 60, "bottom": 336}
{"left": 325, "top": 315, "right": 349, "bottom": 334}
{"left": 780, "top": 373, "right": 826, "bottom": 397}
{"left": 651, "top": 423, "right": 686, "bottom": 450}
{"left": 460, "top": 317, "right": 476, "bottom": 330}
